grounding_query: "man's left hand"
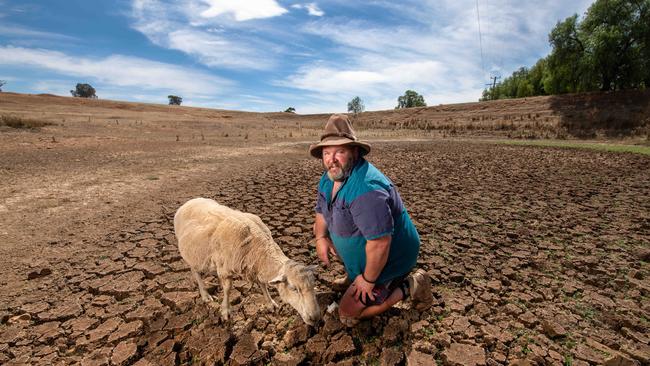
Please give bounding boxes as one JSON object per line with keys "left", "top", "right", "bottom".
{"left": 351, "top": 274, "right": 375, "bottom": 303}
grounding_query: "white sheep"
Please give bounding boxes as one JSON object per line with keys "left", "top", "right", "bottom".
{"left": 174, "top": 197, "right": 321, "bottom": 326}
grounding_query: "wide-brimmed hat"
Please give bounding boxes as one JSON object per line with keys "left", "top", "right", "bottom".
{"left": 309, "top": 114, "right": 371, "bottom": 158}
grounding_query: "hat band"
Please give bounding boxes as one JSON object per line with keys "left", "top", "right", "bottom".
{"left": 321, "top": 131, "right": 357, "bottom": 142}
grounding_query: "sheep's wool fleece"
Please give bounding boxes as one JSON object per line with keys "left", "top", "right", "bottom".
{"left": 174, "top": 198, "right": 286, "bottom": 281}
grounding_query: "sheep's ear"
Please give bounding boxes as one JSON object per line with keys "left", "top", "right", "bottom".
{"left": 305, "top": 265, "right": 319, "bottom": 273}
{"left": 269, "top": 273, "right": 286, "bottom": 285}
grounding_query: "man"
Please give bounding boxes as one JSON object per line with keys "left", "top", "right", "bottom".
{"left": 310, "top": 114, "right": 433, "bottom": 326}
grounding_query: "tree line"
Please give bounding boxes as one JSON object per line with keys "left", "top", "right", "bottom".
{"left": 481, "top": 0, "right": 649, "bottom": 101}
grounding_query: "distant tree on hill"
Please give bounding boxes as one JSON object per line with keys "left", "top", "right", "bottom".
{"left": 347, "top": 96, "right": 365, "bottom": 115}
{"left": 0, "top": 80, "right": 6, "bottom": 92}
{"left": 396, "top": 90, "right": 426, "bottom": 109}
{"left": 284, "top": 107, "right": 296, "bottom": 113}
{"left": 168, "top": 95, "right": 183, "bottom": 105}
{"left": 70, "top": 83, "right": 97, "bottom": 98}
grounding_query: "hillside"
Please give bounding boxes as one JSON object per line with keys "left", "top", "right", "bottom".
{"left": 1, "top": 90, "right": 649, "bottom": 141}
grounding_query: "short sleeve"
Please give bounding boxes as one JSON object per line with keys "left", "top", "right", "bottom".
{"left": 315, "top": 190, "right": 326, "bottom": 214}
{"left": 349, "top": 189, "right": 394, "bottom": 240}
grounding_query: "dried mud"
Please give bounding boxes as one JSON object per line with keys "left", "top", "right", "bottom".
{"left": 1, "top": 139, "right": 649, "bottom": 366}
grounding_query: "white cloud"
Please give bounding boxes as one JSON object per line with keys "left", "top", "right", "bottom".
{"left": 200, "top": 0, "right": 287, "bottom": 21}
{"left": 130, "top": 0, "right": 280, "bottom": 70}
{"left": 284, "top": 60, "right": 445, "bottom": 94}
{"left": 31, "top": 79, "right": 74, "bottom": 95}
{"left": 0, "top": 24, "right": 78, "bottom": 41}
{"left": 0, "top": 46, "right": 233, "bottom": 96}
{"left": 166, "top": 29, "right": 276, "bottom": 70}
{"left": 291, "top": 3, "right": 324, "bottom": 17}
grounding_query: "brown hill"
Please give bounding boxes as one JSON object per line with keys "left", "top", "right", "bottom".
{"left": 353, "top": 90, "right": 650, "bottom": 139}
{"left": 1, "top": 90, "right": 648, "bottom": 140}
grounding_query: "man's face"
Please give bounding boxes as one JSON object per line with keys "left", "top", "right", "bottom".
{"left": 322, "top": 145, "right": 356, "bottom": 181}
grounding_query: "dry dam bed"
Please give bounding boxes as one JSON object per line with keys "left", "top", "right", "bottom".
{"left": 1, "top": 141, "right": 649, "bottom": 366}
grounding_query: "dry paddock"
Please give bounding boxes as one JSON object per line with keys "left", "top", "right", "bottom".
{"left": 1, "top": 139, "right": 649, "bottom": 366}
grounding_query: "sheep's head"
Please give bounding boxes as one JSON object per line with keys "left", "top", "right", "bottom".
{"left": 269, "top": 261, "right": 321, "bottom": 326}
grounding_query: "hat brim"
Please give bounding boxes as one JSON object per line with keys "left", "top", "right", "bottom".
{"left": 309, "top": 138, "right": 371, "bottom": 158}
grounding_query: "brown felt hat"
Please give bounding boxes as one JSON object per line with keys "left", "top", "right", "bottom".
{"left": 309, "top": 114, "right": 371, "bottom": 159}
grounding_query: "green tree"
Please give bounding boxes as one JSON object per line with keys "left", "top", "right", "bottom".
{"left": 168, "top": 95, "right": 183, "bottom": 105}
{"left": 579, "top": 0, "right": 649, "bottom": 90}
{"left": 528, "top": 58, "right": 547, "bottom": 95}
{"left": 70, "top": 83, "right": 97, "bottom": 98}
{"left": 347, "top": 96, "right": 365, "bottom": 114}
{"left": 544, "top": 14, "right": 587, "bottom": 94}
{"left": 396, "top": 90, "right": 426, "bottom": 109}
{"left": 284, "top": 107, "right": 296, "bottom": 113}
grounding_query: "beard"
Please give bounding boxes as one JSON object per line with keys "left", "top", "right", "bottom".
{"left": 325, "top": 158, "right": 354, "bottom": 182}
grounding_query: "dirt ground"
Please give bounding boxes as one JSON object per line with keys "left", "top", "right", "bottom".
{"left": 1, "top": 93, "right": 649, "bottom": 365}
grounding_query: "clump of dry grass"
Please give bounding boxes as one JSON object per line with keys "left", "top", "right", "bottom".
{"left": 1, "top": 115, "right": 54, "bottom": 129}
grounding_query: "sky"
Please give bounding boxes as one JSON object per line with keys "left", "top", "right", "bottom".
{"left": 0, "top": 0, "right": 595, "bottom": 113}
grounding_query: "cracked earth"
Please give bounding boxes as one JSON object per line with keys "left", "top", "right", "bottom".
{"left": 1, "top": 136, "right": 649, "bottom": 365}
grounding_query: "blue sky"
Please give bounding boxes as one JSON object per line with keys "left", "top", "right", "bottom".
{"left": 0, "top": 0, "right": 594, "bottom": 113}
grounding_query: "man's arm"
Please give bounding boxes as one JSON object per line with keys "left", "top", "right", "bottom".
{"left": 314, "top": 213, "right": 337, "bottom": 266}
{"left": 351, "top": 235, "right": 391, "bottom": 301}
{"left": 363, "top": 235, "right": 391, "bottom": 282}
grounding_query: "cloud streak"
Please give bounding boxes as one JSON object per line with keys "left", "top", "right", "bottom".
{"left": 0, "top": 24, "right": 79, "bottom": 41}
{"left": 0, "top": 46, "right": 233, "bottom": 96}
{"left": 291, "top": 3, "right": 325, "bottom": 17}
{"left": 130, "top": 0, "right": 281, "bottom": 70}
{"left": 200, "top": 0, "right": 287, "bottom": 21}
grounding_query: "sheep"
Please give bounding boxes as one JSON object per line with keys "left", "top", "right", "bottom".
{"left": 174, "top": 197, "right": 321, "bottom": 326}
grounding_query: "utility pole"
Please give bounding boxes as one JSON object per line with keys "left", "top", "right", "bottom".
{"left": 485, "top": 76, "right": 500, "bottom": 100}
{"left": 488, "top": 76, "right": 500, "bottom": 90}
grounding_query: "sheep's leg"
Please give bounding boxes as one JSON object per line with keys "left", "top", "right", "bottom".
{"left": 191, "top": 269, "right": 214, "bottom": 302}
{"left": 220, "top": 277, "right": 232, "bottom": 321}
{"left": 259, "top": 282, "right": 279, "bottom": 309}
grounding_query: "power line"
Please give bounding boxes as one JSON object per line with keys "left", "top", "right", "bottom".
{"left": 476, "top": 0, "right": 485, "bottom": 80}
{"left": 485, "top": 0, "right": 490, "bottom": 72}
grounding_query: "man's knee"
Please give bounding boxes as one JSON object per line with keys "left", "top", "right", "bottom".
{"left": 339, "top": 293, "right": 363, "bottom": 318}
{"left": 339, "top": 302, "right": 361, "bottom": 319}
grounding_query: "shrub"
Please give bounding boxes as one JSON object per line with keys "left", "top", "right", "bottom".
{"left": 0, "top": 115, "right": 53, "bottom": 129}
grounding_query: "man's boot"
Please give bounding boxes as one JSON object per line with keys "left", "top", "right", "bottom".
{"left": 407, "top": 269, "right": 433, "bottom": 311}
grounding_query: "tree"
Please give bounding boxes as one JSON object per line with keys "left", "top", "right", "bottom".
{"left": 347, "top": 96, "right": 365, "bottom": 114}
{"left": 579, "top": 0, "right": 649, "bottom": 90}
{"left": 396, "top": 90, "right": 426, "bottom": 109}
{"left": 544, "top": 14, "right": 587, "bottom": 94}
{"left": 284, "top": 107, "right": 296, "bottom": 113}
{"left": 70, "top": 83, "right": 97, "bottom": 98}
{"left": 0, "top": 80, "right": 6, "bottom": 92}
{"left": 168, "top": 95, "right": 183, "bottom": 105}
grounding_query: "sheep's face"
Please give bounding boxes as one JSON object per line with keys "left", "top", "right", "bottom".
{"left": 270, "top": 264, "right": 321, "bottom": 326}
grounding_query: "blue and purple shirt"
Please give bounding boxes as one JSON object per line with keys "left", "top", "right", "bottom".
{"left": 315, "top": 158, "right": 420, "bottom": 285}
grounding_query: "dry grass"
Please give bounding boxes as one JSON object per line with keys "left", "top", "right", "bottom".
{"left": 496, "top": 139, "right": 650, "bottom": 156}
{"left": 1, "top": 115, "right": 54, "bottom": 129}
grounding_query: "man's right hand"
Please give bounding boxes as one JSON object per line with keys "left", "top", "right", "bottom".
{"left": 316, "top": 237, "right": 337, "bottom": 267}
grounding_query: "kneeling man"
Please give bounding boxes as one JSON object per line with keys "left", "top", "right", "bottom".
{"left": 310, "top": 114, "right": 433, "bottom": 326}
